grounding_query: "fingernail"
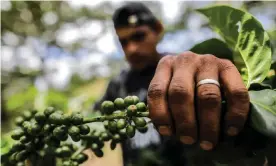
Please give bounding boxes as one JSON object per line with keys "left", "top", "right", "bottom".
{"left": 200, "top": 141, "right": 213, "bottom": 151}
{"left": 158, "top": 126, "right": 172, "bottom": 136}
{"left": 180, "top": 136, "right": 195, "bottom": 145}
{"left": 227, "top": 127, "right": 239, "bottom": 136}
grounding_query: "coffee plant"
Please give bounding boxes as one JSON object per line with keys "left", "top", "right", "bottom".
{"left": 2, "top": 96, "right": 150, "bottom": 166}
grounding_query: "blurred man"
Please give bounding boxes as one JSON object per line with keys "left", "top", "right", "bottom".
{"left": 93, "top": 2, "right": 250, "bottom": 166}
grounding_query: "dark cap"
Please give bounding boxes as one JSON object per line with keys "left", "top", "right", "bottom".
{"left": 112, "top": 2, "right": 157, "bottom": 29}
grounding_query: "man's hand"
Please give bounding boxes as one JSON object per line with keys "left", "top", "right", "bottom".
{"left": 147, "top": 51, "right": 250, "bottom": 151}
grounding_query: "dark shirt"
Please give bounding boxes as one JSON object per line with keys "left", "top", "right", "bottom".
{"left": 93, "top": 54, "right": 187, "bottom": 166}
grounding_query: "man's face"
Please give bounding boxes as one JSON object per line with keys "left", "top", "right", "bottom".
{"left": 116, "top": 25, "right": 160, "bottom": 70}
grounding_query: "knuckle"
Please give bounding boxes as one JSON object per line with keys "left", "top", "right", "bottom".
{"left": 199, "top": 55, "right": 217, "bottom": 65}
{"left": 197, "top": 55, "right": 219, "bottom": 73}
{"left": 198, "top": 89, "right": 221, "bottom": 105}
{"left": 218, "top": 59, "right": 236, "bottom": 71}
{"left": 159, "top": 55, "right": 173, "bottom": 67}
{"left": 169, "top": 81, "right": 191, "bottom": 100}
{"left": 177, "top": 51, "right": 198, "bottom": 63}
{"left": 148, "top": 83, "right": 166, "bottom": 100}
{"left": 230, "top": 87, "right": 249, "bottom": 102}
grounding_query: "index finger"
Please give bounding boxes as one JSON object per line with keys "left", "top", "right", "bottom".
{"left": 219, "top": 59, "right": 250, "bottom": 136}
{"left": 147, "top": 56, "right": 174, "bottom": 136}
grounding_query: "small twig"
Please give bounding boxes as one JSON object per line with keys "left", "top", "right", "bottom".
{"left": 83, "top": 112, "right": 149, "bottom": 123}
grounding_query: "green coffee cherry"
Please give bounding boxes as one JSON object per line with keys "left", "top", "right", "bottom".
{"left": 124, "top": 96, "right": 135, "bottom": 106}
{"left": 62, "top": 161, "right": 71, "bottom": 166}
{"left": 15, "top": 116, "right": 24, "bottom": 126}
{"left": 68, "top": 126, "right": 80, "bottom": 136}
{"left": 59, "top": 134, "right": 69, "bottom": 141}
{"left": 44, "top": 107, "right": 55, "bottom": 117}
{"left": 127, "top": 105, "right": 137, "bottom": 116}
{"left": 9, "top": 153, "right": 17, "bottom": 164}
{"left": 137, "top": 126, "right": 148, "bottom": 133}
{"left": 46, "top": 136, "right": 60, "bottom": 147}
{"left": 113, "top": 110, "right": 123, "bottom": 114}
{"left": 43, "top": 123, "right": 52, "bottom": 133}
{"left": 136, "top": 102, "right": 147, "bottom": 112}
{"left": 79, "top": 125, "right": 90, "bottom": 135}
{"left": 22, "top": 121, "right": 31, "bottom": 131}
{"left": 93, "top": 149, "right": 104, "bottom": 157}
{"left": 71, "top": 113, "right": 83, "bottom": 125}
{"left": 61, "top": 146, "right": 72, "bottom": 157}
{"left": 27, "top": 123, "right": 42, "bottom": 136}
{"left": 108, "top": 120, "right": 117, "bottom": 132}
{"left": 117, "top": 119, "right": 127, "bottom": 129}
{"left": 20, "top": 135, "right": 32, "bottom": 144}
{"left": 55, "top": 147, "right": 63, "bottom": 157}
{"left": 16, "top": 162, "right": 25, "bottom": 166}
{"left": 11, "top": 129, "right": 25, "bottom": 140}
{"left": 49, "top": 113, "right": 63, "bottom": 125}
{"left": 101, "top": 101, "right": 115, "bottom": 114}
{"left": 119, "top": 128, "right": 127, "bottom": 136}
{"left": 92, "top": 132, "right": 101, "bottom": 140}
{"left": 31, "top": 109, "right": 38, "bottom": 115}
{"left": 74, "top": 153, "right": 88, "bottom": 164}
{"left": 53, "top": 126, "right": 67, "bottom": 140}
{"left": 98, "top": 141, "right": 104, "bottom": 149}
{"left": 110, "top": 140, "right": 117, "bottom": 150}
{"left": 112, "top": 134, "right": 121, "bottom": 142}
{"left": 133, "top": 117, "right": 147, "bottom": 128}
{"left": 103, "top": 120, "right": 109, "bottom": 129}
{"left": 15, "top": 150, "right": 29, "bottom": 161}
{"left": 23, "top": 111, "right": 32, "bottom": 121}
{"left": 62, "top": 114, "right": 72, "bottom": 125}
{"left": 71, "top": 134, "right": 81, "bottom": 142}
{"left": 72, "top": 161, "right": 79, "bottom": 166}
{"left": 132, "top": 96, "right": 140, "bottom": 104}
{"left": 61, "top": 142, "right": 73, "bottom": 147}
{"left": 114, "top": 98, "right": 125, "bottom": 109}
{"left": 100, "top": 132, "right": 110, "bottom": 141}
{"left": 126, "top": 125, "right": 136, "bottom": 138}
{"left": 34, "top": 112, "right": 46, "bottom": 122}
{"left": 11, "top": 142, "right": 25, "bottom": 151}
{"left": 25, "top": 142, "right": 35, "bottom": 152}
{"left": 55, "top": 110, "right": 63, "bottom": 115}
{"left": 91, "top": 143, "right": 99, "bottom": 150}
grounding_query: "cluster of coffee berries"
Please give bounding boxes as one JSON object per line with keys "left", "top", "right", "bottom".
{"left": 8, "top": 110, "right": 44, "bottom": 165}
{"left": 3, "top": 95, "right": 150, "bottom": 166}
{"left": 56, "top": 142, "right": 88, "bottom": 166}
{"left": 101, "top": 96, "right": 149, "bottom": 142}
{"left": 82, "top": 96, "right": 149, "bottom": 158}
{"left": 7, "top": 108, "right": 91, "bottom": 165}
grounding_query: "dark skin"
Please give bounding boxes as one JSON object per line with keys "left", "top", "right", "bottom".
{"left": 116, "top": 20, "right": 250, "bottom": 151}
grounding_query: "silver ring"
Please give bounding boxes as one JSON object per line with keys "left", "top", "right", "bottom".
{"left": 196, "top": 79, "right": 220, "bottom": 88}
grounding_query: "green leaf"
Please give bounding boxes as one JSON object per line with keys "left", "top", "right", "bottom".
{"left": 248, "top": 83, "right": 272, "bottom": 91}
{"left": 189, "top": 38, "right": 233, "bottom": 61}
{"left": 249, "top": 89, "right": 276, "bottom": 138}
{"left": 1, "top": 133, "right": 16, "bottom": 156}
{"left": 197, "top": 5, "right": 272, "bottom": 88}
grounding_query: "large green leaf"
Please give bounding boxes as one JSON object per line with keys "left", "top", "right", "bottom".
{"left": 189, "top": 38, "right": 233, "bottom": 61}
{"left": 249, "top": 89, "right": 276, "bottom": 138}
{"left": 197, "top": 5, "right": 272, "bottom": 88}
